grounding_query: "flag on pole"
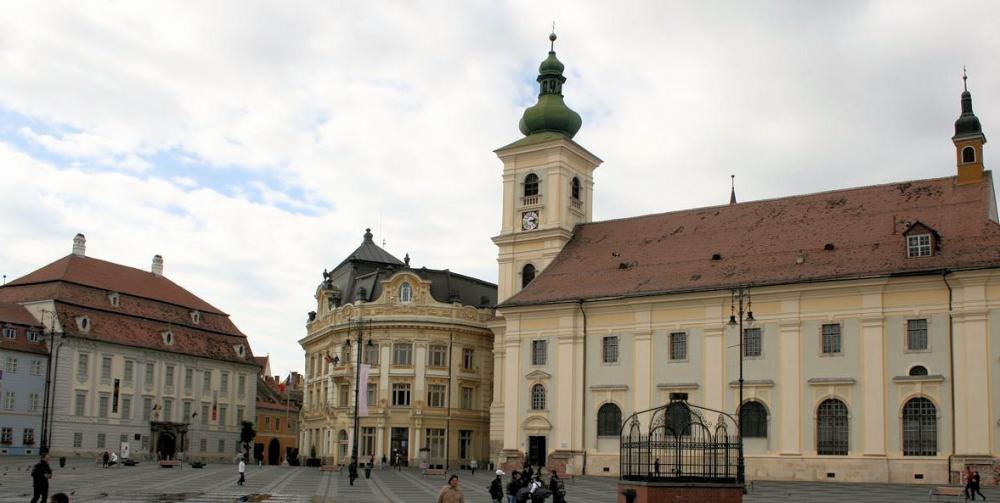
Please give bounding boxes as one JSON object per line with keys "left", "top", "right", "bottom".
{"left": 358, "top": 364, "right": 370, "bottom": 417}
{"left": 324, "top": 354, "right": 334, "bottom": 364}
{"left": 278, "top": 383, "right": 286, "bottom": 393}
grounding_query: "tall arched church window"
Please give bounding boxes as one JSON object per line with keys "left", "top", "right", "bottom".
{"left": 902, "top": 397, "right": 937, "bottom": 456}
{"left": 740, "top": 401, "right": 768, "bottom": 438}
{"left": 816, "top": 399, "right": 848, "bottom": 455}
{"left": 399, "top": 282, "right": 412, "bottom": 303}
{"left": 530, "top": 384, "right": 546, "bottom": 410}
{"left": 571, "top": 177, "right": 581, "bottom": 200}
{"left": 962, "top": 146, "right": 976, "bottom": 163}
{"left": 522, "top": 264, "right": 536, "bottom": 289}
{"left": 597, "top": 403, "right": 622, "bottom": 436}
{"left": 524, "top": 174, "right": 539, "bottom": 197}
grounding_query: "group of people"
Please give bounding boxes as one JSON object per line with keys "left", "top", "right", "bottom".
{"left": 100, "top": 450, "right": 119, "bottom": 468}
{"left": 491, "top": 465, "right": 565, "bottom": 503}
{"left": 30, "top": 453, "right": 70, "bottom": 503}
{"left": 347, "top": 457, "right": 375, "bottom": 485}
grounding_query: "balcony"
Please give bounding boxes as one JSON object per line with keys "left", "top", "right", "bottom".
{"left": 520, "top": 194, "right": 542, "bottom": 207}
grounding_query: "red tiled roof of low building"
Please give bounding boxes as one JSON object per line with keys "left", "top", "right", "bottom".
{"left": 503, "top": 175, "right": 1000, "bottom": 307}
{"left": 0, "top": 302, "right": 48, "bottom": 355}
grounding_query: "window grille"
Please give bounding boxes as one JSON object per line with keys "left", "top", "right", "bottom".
{"left": 524, "top": 174, "right": 539, "bottom": 197}
{"left": 740, "top": 401, "right": 767, "bottom": 438}
{"left": 822, "top": 324, "right": 841, "bottom": 354}
{"left": 669, "top": 332, "right": 687, "bottom": 360}
{"left": 532, "top": 340, "right": 547, "bottom": 365}
{"left": 907, "top": 319, "right": 928, "bottom": 350}
{"left": 597, "top": 403, "right": 622, "bottom": 436}
{"left": 743, "top": 328, "right": 762, "bottom": 357}
{"left": 816, "top": 399, "right": 849, "bottom": 455}
{"left": 902, "top": 397, "right": 937, "bottom": 456}
{"left": 909, "top": 365, "right": 929, "bottom": 376}
{"left": 602, "top": 336, "right": 619, "bottom": 363}
{"left": 530, "top": 384, "right": 546, "bottom": 410}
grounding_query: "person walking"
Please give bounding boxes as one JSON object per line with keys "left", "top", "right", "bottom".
{"left": 470, "top": 459, "right": 478, "bottom": 476}
{"left": 30, "top": 452, "right": 52, "bottom": 503}
{"left": 965, "top": 466, "right": 976, "bottom": 500}
{"left": 364, "top": 459, "right": 372, "bottom": 479}
{"left": 549, "top": 472, "right": 565, "bottom": 503}
{"left": 506, "top": 472, "right": 522, "bottom": 503}
{"left": 102, "top": 450, "right": 109, "bottom": 468}
{"left": 237, "top": 457, "right": 246, "bottom": 486}
{"left": 971, "top": 469, "right": 987, "bottom": 501}
{"left": 381, "top": 454, "right": 387, "bottom": 470}
{"left": 489, "top": 470, "right": 505, "bottom": 503}
{"left": 437, "top": 474, "right": 466, "bottom": 503}
{"left": 348, "top": 458, "right": 359, "bottom": 486}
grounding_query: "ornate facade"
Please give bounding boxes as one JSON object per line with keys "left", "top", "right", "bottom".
{"left": 299, "top": 230, "right": 496, "bottom": 467}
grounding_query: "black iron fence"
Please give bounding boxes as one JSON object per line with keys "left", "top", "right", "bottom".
{"left": 620, "top": 396, "right": 742, "bottom": 484}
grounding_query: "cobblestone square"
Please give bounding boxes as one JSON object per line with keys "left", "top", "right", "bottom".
{"left": 1, "top": 458, "right": 999, "bottom": 502}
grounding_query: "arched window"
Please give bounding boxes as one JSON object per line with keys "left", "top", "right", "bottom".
{"left": 962, "top": 146, "right": 976, "bottom": 163}
{"left": 902, "top": 397, "right": 937, "bottom": 456}
{"left": 740, "top": 401, "right": 768, "bottom": 438}
{"left": 530, "top": 384, "right": 546, "bottom": 410}
{"left": 597, "top": 403, "right": 622, "bottom": 436}
{"left": 571, "top": 177, "right": 581, "bottom": 200}
{"left": 524, "top": 174, "right": 539, "bottom": 197}
{"left": 399, "top": 282, "right": 412, "bottom": 303}
{"left": 816, "top": 399, "right": 848, "bottom": 455}
{"left": 909, "top": 365, "right": 929, "bottom": 377}
{"left": 665, "top": 402, "right": 691, "bottom": 436}
{"left": 522, "top": 264, "right": 536, "bottom": 289}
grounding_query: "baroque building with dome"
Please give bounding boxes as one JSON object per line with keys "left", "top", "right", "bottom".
{"left": 299, "top": 230, "right": 496, "bottom": 467}
{"left": 490, "top": 34, "right": 1000, "bottom": 484}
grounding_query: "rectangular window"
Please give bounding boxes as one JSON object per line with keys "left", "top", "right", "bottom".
{"left": 162, "top": 399, "right": 173, "bottom": 421}
{"left": 907, "top": 234, "right": 932, "bottom": 258}
{"left": 425, "top": 428, "right": 446, "bottom": 459}
{"left": 743, "top": 328, "right": 762, "bottom": 357}
{"left": 339, "top": 384, "right": 349, "bottom": 407}
{"left": 532, "top": 340, "right": 547, "bottom": 365}
{"left": 141, "top": 434, "right": 150, "bottom": 451}
{"left": 77, "top": 353, "right": 89, "bottom": 381}
{"left": 101, "top": 356, "right": 113, "bottom": 381}
{"left": 265, "top": 416, "right": 271, "bottom": 431}
{"left": 29, "top": 393, "right": 40, "bottom": 412}
{"left": 236, "top": 406, "right": 244, "bottom": 425}
{"left": 391, "top": 383, "right": 411, "bottom": 406}
{"left": 97, "top": 433, "right": 106, "bottom": 449}
{"left": 73, "top": 432, "right": 83, "bottom": 448}
{"left": 23, "top": 428, "right": 34, "bottom": 445}
{"left": 822, "top": 324, "right": 842, "bottom": 354}
{"left": 1, "top": 327, "right": 14, "bottom": 339}
{"left": 98, "top": 395, "right": 109, "bottom": 418}
{"left": 0, "top": 427, "right": 11, "bottom": 444}
{"left": 143, "top": 397, "right": 153, "bottom": 421}
{"left": 2, "top": 392, "right": 12, "bottom": 411}
{"left": 184, "top": 368, "right": 193, "bottom": 391}
{"left": 459, "top": 430, "right": 472, "bottom": 459}
{"left": 4, "top": 357, "right": 16, "bottom": 374}
{"left": 31, "top": 360, "right": 42, "bottom": 376}
{"left": 461, "top": 386, "right": 474, "bottom": 410}
{"left": 200, "top": 438, "right": 207, "bottom": 452}
{"left": 274, "top": 417, "right": 280, "bottom": 431}
{"left": 361, "top": 427, "right": 376, "bottom": 456}
{"left": 75, "top": 392, "right": 87, "bottom": 416}
{"left": 394, "top": 344, "right": 413, "bottom": 365}
{"left": 144, "top": 363, "right": 154, "bottom": 388}
{"left": 670, "top": 332, "right": 687, "bottom": 360}
{"left": 462, "top": 348, "right": 474, "bottom": 369}
{"left": 124, "top": 360, "right": 134, "bottom": 385}
{"left": 907, "top": 319, "right": 929, "bottom": 351}
{"left": 202, "top": 371, "right": 212, "bottom": 394}
{"left": 201, "top": 404, "right": 209, "bottom": 425}
{"left": 602, "top": 336, "right": 619, "bottom": 363}
{"left": 218, "top": 439, "right": 225, "bottom": 453}
{"left": 27, "top": 330, "right": 41, "bottom": 343}
{"left": 366, "top": 383, "right": 377, "bottom": 407}
{"left": 220, "top": 372, "right": 229, "bottom": 393}
{"left": 164, "top": 366, "right": 175, "bottom": 391}
{"left": 121, "top": 397, "right": 131, "bottom": 419}
{"left": 237, "top": 375, "right": 246, "bottom": 397}
{"left": 218, "top": 406, "right": 227, "bottom": 426}
{"left": 428, "top": 345, "right": 447, "bottom": 367}
{"left": 364, "top": 343, "right": 379, "bottom": 365}
{"left": 427, "top": 384, "right": 446, "bottom": 408}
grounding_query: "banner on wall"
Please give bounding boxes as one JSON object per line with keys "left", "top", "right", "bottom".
{"left": 358, "top": 364, "right": 370, "bottom": 417}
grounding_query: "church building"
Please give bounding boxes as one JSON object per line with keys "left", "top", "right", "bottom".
{"left": 490, "top": 33, "right": 1000, "bottom": 484}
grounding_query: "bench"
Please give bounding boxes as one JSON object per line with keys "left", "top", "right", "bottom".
{"left": 158, "top": 460, "right": 182, "bottom": 469}
{"left": 425, "top": 468, "right": 446, "bottom": 476}
{"left": 929, "top": 486, "right": 966, "bottom": 502}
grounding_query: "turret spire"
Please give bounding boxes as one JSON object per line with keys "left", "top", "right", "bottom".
{"left": 729, "top": 175, "right": 737, "bottom": 205}
{"left": 953, "top": 68, "right": 987, "bottom": 185}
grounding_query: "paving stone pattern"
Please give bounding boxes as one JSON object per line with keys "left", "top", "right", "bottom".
{"left": 0, "top": 458, "right": 997, "bottom": 502}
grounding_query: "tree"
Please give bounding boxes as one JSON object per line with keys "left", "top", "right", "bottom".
{"left": 240, "top": 421, "right": 256, "bottom": 458}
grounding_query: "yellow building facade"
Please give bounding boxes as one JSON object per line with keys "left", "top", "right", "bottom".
{"left": 490, "top": 37, "right": 1000, "bottom": 484}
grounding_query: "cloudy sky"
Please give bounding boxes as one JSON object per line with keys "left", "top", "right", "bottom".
{"left": 1, "top": 1, "right": 998, "bottom": 374}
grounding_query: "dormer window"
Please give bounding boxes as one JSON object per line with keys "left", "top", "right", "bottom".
{"left": 27, "top": 330, "right": 41, "bottom": 343}
{"left": 907, "top": 234, "right": 932, "bottom": 258}
{"left": 962, "top": 146, "right": 976, "bottom": 164}
{"left": 190, "top": 310, "right": 201, "bottom": 325}
{"left": 76, "top": 316, "right": 91, "bottom": 333}
{"left": 108, "top": 292, "right": 120, "bottom": 308}
{"left": 524, "top": 174, "right": 539, "bottom": 197}
{"left": 2, "top": 327, "right": 15, "bottom": 340}
{"left": 571, "top": 177, "right": 581, "bottom": 200}
{"left": 234, "top": 344, "right": 246, "bottom": 357}
{"left": 399, "top": 282, "right": 413, "bottom": 304}
{"left": 162, "top": 331, "right": 174, "bottom": 346}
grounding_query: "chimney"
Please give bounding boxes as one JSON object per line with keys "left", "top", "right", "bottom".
{"left": 72, "top": 234, "right": 86, "bottom": 256}
{"left": 151, "top": 254, "right": 164, "bottom": 276}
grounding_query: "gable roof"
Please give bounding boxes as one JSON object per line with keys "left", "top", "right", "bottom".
{"left": 6, "top": 254, "right": 224, "bottom": 314}
{"left": 0, "top": 302, "right": 47, "bottom": 356}
{"left": 503, "top": 174, "right": 1000, "bottom": 307}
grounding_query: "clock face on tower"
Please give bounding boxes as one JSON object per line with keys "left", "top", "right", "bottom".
{"left": 521, "top": 211, "right": 539, "bottom": 231}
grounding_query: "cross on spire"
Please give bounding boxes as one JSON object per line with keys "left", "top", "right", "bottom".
{"left": 963, "top": 66, "right": 968, "bottom": 92}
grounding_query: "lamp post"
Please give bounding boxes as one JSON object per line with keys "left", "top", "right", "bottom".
{"left": 727, "top": 287, "right": 754, "bottom": 485}
{"left": 332, "top": 317, "right": 373, "bottom": 465}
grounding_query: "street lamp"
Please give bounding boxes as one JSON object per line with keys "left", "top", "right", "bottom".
{"left": 727, "top": 287, "right": 753, "bottom": 485}
{"left": 340, "top": 318, "right": 374, "bottom": 465}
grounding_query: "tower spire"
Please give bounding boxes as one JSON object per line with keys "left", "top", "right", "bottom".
{"left": 963, "top": 66, "right": 968, "bottom": 92}
{"left": 517, "top": 31, "right": 582, "bottom": 139}
{"left": 953, "top": 68, "right": 987, "bottom": 185}
{"left": 729, "top": 175, "right": 737, "bottom": 205}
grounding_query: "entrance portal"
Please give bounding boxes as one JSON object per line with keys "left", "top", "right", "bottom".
{"left": 157, "top": 432, "right": 176, "bottom": 460}
{"left": 528, "top": 436, "right": 547, "bottom": 467}
{"left": 390, "top": 427, "right": 409, "bottom": 466}
{"left": 268, "top": 438, "right": 281, "bottom": 465}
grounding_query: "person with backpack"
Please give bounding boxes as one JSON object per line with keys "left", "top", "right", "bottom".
{"left": 489, "top": 470, "right": 505, "bottom": 503}
{"left": 30, "top": 452, "right": 52, "bottom": 503}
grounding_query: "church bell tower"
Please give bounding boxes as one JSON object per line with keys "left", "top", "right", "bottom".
{"left": 492, "top": 32, "right": 603, "bottom": 302}
{"left": 954, "top": 70, "right": 987, "bottom": 185}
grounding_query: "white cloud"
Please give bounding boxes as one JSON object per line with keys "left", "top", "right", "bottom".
{"left": 1, "top": 1, "right": 999, "bottom": 373}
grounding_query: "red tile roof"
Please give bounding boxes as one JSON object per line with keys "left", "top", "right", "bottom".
{"left": 503, "top": 174, "right": 1000, "bottom": 307}
{"left": 0, "top": 302, "right": 48, "bottom": 356}
{"left": 7, "top": 254, "right": 225, "bottom": 314}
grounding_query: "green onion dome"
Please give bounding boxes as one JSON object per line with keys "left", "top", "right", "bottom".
{"left": 518, "top": 32, "right": 582, "bottom": 138}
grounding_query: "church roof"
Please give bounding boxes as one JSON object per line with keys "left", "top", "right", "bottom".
{"left": 502, "top": 174, "right": 1000, "bottom": 307}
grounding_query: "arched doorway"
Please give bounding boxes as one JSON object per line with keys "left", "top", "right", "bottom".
{"left": 268, "top": 438, "right": 281, "bottom": 465}
{"left": 157, "top": 432, "right": 176, "bottom": 460}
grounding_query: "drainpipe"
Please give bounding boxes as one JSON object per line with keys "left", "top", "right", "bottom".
{"left": 578, "top": 300, "right": 588, "bottom": 476}
{"left": 943, "top": 270, "right": 957, "bottom": 479}
{"left": 446, "top": 332, "right": 453, "bottom": 470}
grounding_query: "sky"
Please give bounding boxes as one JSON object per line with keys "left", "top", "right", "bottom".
{"left": 1, "top": 1, "right": 998, "bottom": 375}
